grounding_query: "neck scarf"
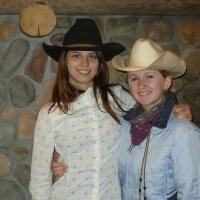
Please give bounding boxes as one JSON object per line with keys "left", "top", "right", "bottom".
{"left": 123, "top": 91, "right": 177, "bottom": 152}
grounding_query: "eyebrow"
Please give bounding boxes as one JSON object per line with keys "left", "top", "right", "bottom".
{"left": 71, "top": 51, "right": 96, "bottom": 54}
{"left": 129, "top": 73, "right": 137, "bottom": 77}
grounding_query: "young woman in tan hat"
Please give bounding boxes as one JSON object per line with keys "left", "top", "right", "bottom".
{"left": 112, "top": 38, "right": 200, "bottom": 200}
{"left": 30, "top": 18, "right": 192, "bottom": 200}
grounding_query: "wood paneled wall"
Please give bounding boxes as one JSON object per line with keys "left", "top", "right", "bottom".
{"left": 0, "top": 0, "right": 199, "bottom": 15}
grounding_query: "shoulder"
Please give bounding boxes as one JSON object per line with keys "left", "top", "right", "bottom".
{"left": 37, "top": 102, "right": 61, "bottom": 120}
{"left": 167, "top": 117, "right": 200, "bottom": 172}
{"left": 169, "top": 115, "right": 199, "bottom": 132}
{"left": 110, "top": 85, "right": 127, "bottom": 93}
{"left": 110, "top": 85, "right": 136, "bottom": 109}
{"left": 38, "top": 102, "right": 53, "bottom": 114}
{"left": 168, "top": 115, "right": 200, "bottom": 141}
{"left": 109, "top": 84, "right": 130, "bottom": 100}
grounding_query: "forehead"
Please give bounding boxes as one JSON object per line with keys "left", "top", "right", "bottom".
{"left": 128, "top": 69, "right": 159, "bottom": 76}
{"left": 68, "top": 50, "right": 96, "bottom": 54}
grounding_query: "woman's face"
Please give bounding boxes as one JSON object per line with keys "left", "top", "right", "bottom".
{"left": 128, "top": 69, "right": 172, "bottom": 111}
{"left": 66, "top": 51, "right": 99, "bottom": 90}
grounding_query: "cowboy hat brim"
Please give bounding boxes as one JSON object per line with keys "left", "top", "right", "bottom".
{"left": 112, "top": 51, "right": 186, "bottom": 78}
{"left": 43, "top": 42, "right": 125, "bottom": 62}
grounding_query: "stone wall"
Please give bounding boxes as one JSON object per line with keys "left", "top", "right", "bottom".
{"left": 0, "top": 14, "right": 200, "bottom": 199}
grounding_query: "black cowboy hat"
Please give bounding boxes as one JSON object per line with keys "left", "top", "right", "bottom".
{"left": 43, "top": 18, "right": 125, "bottom": 62}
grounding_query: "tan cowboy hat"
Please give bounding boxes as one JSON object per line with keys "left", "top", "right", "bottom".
{"left": 112, "top": 38, "right": 186, "bottom": 78}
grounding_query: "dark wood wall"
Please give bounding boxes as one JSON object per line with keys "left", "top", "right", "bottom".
{"left": 0, "top": 0, "right": 200, "bottom": 15}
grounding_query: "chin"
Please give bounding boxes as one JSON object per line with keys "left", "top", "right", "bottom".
{"left": 139, "top": 101, "right": 150, "bottom": 106}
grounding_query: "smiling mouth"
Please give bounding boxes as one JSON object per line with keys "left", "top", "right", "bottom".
{"left": 78, "top": 70, "right": 90, "bottom": 74}
{"left": 139, "top": 92, "right": 150, "bottom": 96}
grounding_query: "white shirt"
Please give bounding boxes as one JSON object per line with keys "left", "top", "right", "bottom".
{"left": 29, "top": 85, "right": 135, "bottom": 200}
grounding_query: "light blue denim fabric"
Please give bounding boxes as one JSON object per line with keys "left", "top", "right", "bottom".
{"left": 118, "top": 115, "right": 200, "bottom": 200}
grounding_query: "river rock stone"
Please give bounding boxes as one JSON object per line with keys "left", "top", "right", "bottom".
{"left": 51, "top": 58, "right": 58, "bottom": 73}
{"left": 9, "top": 75, "right": 36, "bottom": 108}
{"left": 182, "top": 48, "right": 200, "bottom": 81}
{"left": 13, "top": 164, "right": 31, "bottom": 190}
{"left": 171, "top": 78, "right": 184, "bottom": 92}
{"left": 1, "top": 106, "right": 18, "bottom": 120}
{"left": 139, "top": 17, "right": 174, "bottom": 42}
{"left": 106, "top": 17, "right": 137, "bottom": 33}
{"left": 24, "top": 43, "right": 48, "bottom": 83}
{"left": 0, "top": 180, "right": 25, "bottom": 200}
{"left": 107, "top": 61, "right": 124, "bottom": 84}
{"left": 34, "top": 79, "right": 55, "bottom": 113}
{"left": 178, "top": 19, "right": 200, "bottom": 46}
{"left": 110, "top": 35, "right": 136, "bottom": 56}
{"left": 0, "top": 152, "right": 11, "bottom": 177}
{"left": 182, "top": 85, "right": 200, "bottom": 125}
{"left": 11, "top": 146, "right": 29, "bottom": 161}
{"left": 50, "top": 33, "right": 65, "bottom": 45}
{"left": 56, "top": 17, "right": 72, "bottom": 29}
{"left": 0, "top": 17, "right": 17, "bottom": 42}
{"left": 0, "top": 121, "right": 16, "bottom": 147}
{"left": 161, "top": 43, "right": 180, "bottom": 55}
{"left": 18, "top": 110, "right": 36, "bottom": 141}
{"left": 0, "top": 78, "right": 7, "bottom": 112}
{"left": 0, "top": 38, "right": 29, "bottom": 78}
{"left": 30, "top": 144, "right": 33, "bottom": 155}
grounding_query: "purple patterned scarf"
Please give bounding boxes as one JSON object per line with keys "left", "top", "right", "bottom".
{"left": 125, "top": 91, "right": 177, "bottom": 152}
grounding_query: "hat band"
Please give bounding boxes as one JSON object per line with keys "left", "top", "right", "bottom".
{"left": 65, "top": 44, "right": 97, "bottom": 47}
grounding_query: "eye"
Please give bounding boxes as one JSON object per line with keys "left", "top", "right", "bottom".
{"left": 72, "top": 53, "right": 80, "bottom": 58}
{"left": 146, "top": 75, "right": 153, "bottom": 79}
{"left": 89, "top": 54, "right": 97, "bottom": 59}
{"left": 131, "top": 77, "right": 138, "bottom": 81}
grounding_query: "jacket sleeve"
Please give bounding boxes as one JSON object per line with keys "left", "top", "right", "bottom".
{"left": 172, "top": 122, "right": 200, "bottom": 199}
{"left": 119, "top": 86, "right": 136, "bottom": 111}
{"left": 118, "top": 119, "right": 131, "bottom": 192}
{"left": 29, "top": 107, "right": 55, "bottom": 200}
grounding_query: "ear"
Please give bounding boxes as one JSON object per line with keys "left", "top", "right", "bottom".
{"left": 164, "top": 76, "right": 172, "bottom": 91}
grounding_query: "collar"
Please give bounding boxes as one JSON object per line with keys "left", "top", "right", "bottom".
{"left": 123, "top": 91, "right": 177, "bottom": 129}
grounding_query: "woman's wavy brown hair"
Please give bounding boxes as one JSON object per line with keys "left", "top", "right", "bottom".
{"left": 49, "top": 51, "right": 126, "bottom": 124}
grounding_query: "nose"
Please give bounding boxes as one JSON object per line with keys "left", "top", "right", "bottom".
{"left": 138, "top": 79, "right": 147, "bottom": 89}
{"left": 81, "top": 56, "right": 89, "bottom": 67}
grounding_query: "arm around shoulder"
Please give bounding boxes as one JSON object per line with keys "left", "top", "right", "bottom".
{"left": 119, "top": 86, "right": 136, "bottom": 111}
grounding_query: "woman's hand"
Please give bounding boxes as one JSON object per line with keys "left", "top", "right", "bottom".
{"left": 51, "top": 151, "right": 67, "bottom": 180}
{"left": 173, "top": 104, "right": 192, "bottom": 121}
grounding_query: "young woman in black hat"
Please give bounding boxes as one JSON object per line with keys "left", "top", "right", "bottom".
{"left": 29, "top": 19, "right": 192, "bottom": 200}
